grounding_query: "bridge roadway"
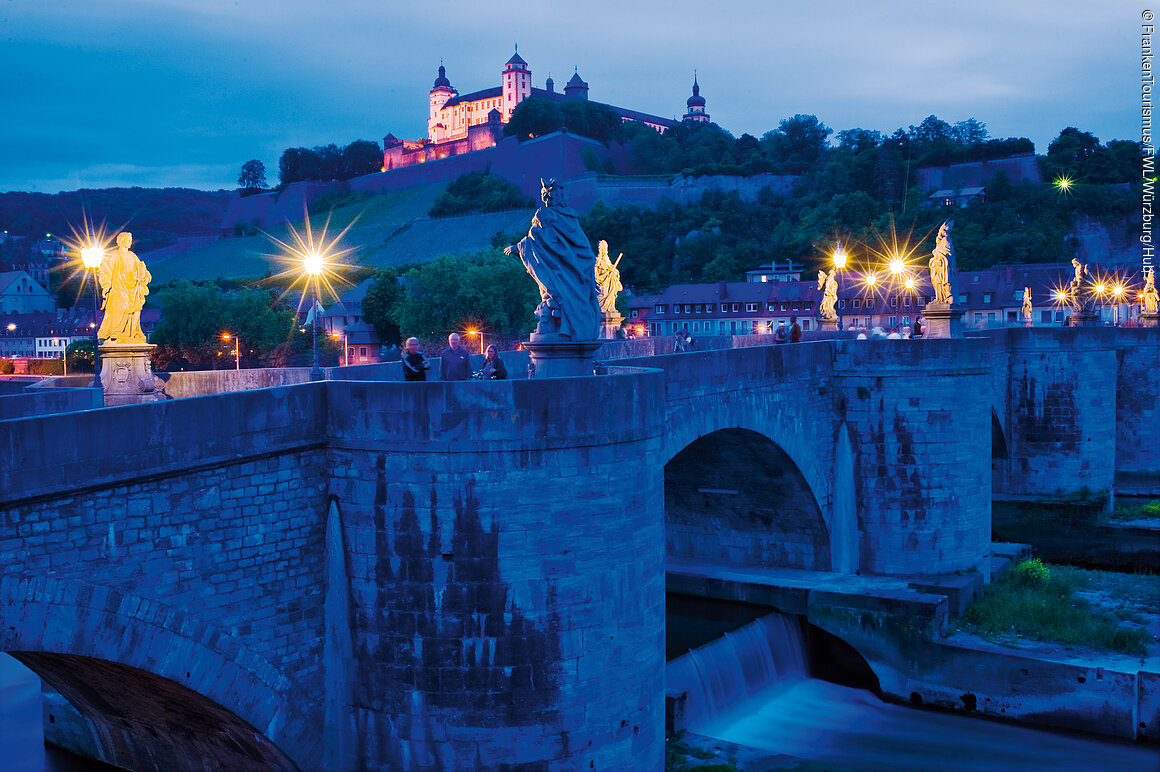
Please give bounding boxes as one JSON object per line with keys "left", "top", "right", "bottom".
{"left": 0, "top": 328, "right": 1156, "bottom": 771}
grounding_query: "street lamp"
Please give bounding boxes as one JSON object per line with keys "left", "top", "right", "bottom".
{"left": 80, "top": 240, "right": 104, "bottom": 389}
{"left": 303, "top": 250, "right": 324, "bottom": 381}
{"left": 464, "top": 328, "right": 484, "bottom": 354}
{"left": 221, "top": 332, "right": 240, "bottom": 370}
{"left": 1111, "top": 283, "right": 1125, "bottom": 325}
{"left": 331, "top": 331, "right": 348, "bottom": 367}
{"left": 832, "top": 242, "right": 848, "bottom": 330}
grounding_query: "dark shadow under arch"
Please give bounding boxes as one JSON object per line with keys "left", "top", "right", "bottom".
{"left": 11, "top": 652, "right": 297, "bottom": 772}
{"left": 665, "top": 428, "right": 829, "bottom": 570}
{"left": 992, "top": 410, "right": 1009, "bottom": 494}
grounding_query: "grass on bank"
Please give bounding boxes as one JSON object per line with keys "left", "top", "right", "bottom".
{"left": 958, "top": 559, "right": 1157, "bottom": 657}
{"left": 1113, "top": 498, "right": 1160, "bottom": 520}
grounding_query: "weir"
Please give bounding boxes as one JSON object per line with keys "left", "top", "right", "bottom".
{"left": 667, "top": 605, "right": 1160, "bottom": 772}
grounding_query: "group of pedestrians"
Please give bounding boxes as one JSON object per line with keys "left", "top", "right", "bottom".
{"left": 401, "top": 333, "right": 507, "bottom": 382}
{"left": 773, "top": 316, "right": 803, "bottom": 344}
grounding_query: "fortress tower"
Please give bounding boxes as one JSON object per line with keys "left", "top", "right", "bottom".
{"left": 502, "top": 48, "right": 532, "bottom": 121}
{"left": 683, "top": 74, "right": 709, "bottom": 123}
{"left": 428, "top": 63, "right": 457, "bottom": 143}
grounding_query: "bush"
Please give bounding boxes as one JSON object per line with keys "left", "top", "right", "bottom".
{"left": 27, "top": 359, "right": 64, "bottom": 375}
{"left": 1010, "top": 557, "right": 1050, "bottom": 587}
{"left": 308, "top": 189, "right": 374, "bottom": 215}
{"left": 429, "top": 171, "right": 533, "bottom": 217}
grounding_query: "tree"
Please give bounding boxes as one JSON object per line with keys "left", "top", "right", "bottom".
{"left": 279, "top": 147, "right": 309, "bottom": 186}
{"left": 1043, "top": 127, "right": 1101, "bottom": 181}
{"left": 66, "top": 338, "right": 95, "bottom": 373}
{"left": 391, "top": 252, "right": 539, "bottom": 340}
{"left": 558, "top": 101, "right": 626, "bottom": 145}
{"left": 503, "top": 96, "right": 563, "bottom": 140}
{"left": 237, "top": 159, "right": 267, "bottom": 189}
{"left": 342, "top": 140, "right": 382, "bottom": 179}
{"left": 763, "top": 114, "right": 832, "bottom": 173}
{"left": 361, "top": 268, "right": 404, "bottom": 343}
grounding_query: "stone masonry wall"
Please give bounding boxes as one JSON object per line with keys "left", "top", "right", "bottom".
{"left": 834, "top": 339, "right": 992, "bottom": 576}
{"left": 0, "top": 385, "right": 332, "bottom": 767}
{"left": 325, "top": 372, "right": 667, "bottom": 771}
{"left": 1113, "top": 328, "right": 1160, "bottom": 492}
{"left": 996, "top": 329, "right": 1117, "bottom": 505}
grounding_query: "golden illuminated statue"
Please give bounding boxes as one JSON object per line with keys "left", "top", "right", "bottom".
{"left": 817, "top": 269, "right": 838, "bottom": 321}
{"left": 594, "top": 240, "right": 623, "bottom": 318}
{"left": 1143, "top": 270, "right": 1159, "bottom": 315}
{"left": 929, "top": 220, "right": 956, "bottom": 305}
{"left": 98, "top": 232, "right": 151, "bottom": 344}
{"left": 1021, "top": 286, "right": 1033, "bottom": 322}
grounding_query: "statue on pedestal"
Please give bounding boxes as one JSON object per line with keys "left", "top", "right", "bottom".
{"left": 929, "top": 220, "right": 957, "bottom": 306}
{"left": 1069, "top": 258, "right": 1090, "bottom": 313}
{"left": 1143, "top": 270, "right": 1159, "bottom": 315}
{"left": 98, "top": 232, "right": 151, "bottom": 344}
{"left": 505, "top": 179, "right": 600, "bottom": 341}
{"left": 1021, "top": 287, "right": 1033, "bottom": 323}
{"left": 595, "top": 240, "right": 623, "bottom": 319}
{"left": 817, "top": 269, "right": 838, "bottom": 322}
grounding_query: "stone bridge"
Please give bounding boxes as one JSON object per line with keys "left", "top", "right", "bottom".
{"left": 0, "top": 329, "right": 1155, "bottom": 771}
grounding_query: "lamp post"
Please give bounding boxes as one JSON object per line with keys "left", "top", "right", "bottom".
{"left": 1111, "top": 283, "right": 1125, "bottom": 325}
{"left": 303, "top": 250, "right": 323, "bottom": 381}
{"left": 221, "top": 333, "right": 240, "bottom": 369}
{"left": 833, "top": 242, "right": 848, "bottom": 330}
{"left": 331, "top": 331, "right": 348, "bottom": 367}
{"left": 464, "top": 328, "right": 484, "bottom": 354}
{"left": 80, "top": 241, "right": 104, "bottom": 389}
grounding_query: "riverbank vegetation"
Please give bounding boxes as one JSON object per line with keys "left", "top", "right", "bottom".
{"left": 958, "top": 559, "right": 1156, "bottom": 656}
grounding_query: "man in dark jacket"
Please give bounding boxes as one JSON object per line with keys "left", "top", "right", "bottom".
{"left": 401, "top": 337, "right": 429, "bottom": 381}
{"left": 440, "top": 333, "right": 472, "bottom": 381}
{"left": 790, "top": 316, "right": 802, "bottom": 343}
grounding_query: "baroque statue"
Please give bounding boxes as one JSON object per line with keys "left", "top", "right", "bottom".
{"left": 98, "top": 232, "right": 152, "bottom": 344}
{"left": 1069, "top": 258, "right": 1090, "bottom": 313}
{"left": 817, "top": 269, "right": 838, "bottom": 321}
{"left": 505, "top": 179, "right": 600, "bottom": 340}
{"left": 1143, "top": 269, "right": 1159, "bottom": 315}
{"left": 594, "top": 240, "right": 623, "bottom": 319}
{"left": 1021, "top": 286, "right": 1033, "bottom": 322}
{"left": 928, "top": 220, "right": 957, "bottom": 305}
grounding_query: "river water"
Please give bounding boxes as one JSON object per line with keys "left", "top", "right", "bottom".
{"left": 668, "top": 611, "right": 1160, "bottom": 772}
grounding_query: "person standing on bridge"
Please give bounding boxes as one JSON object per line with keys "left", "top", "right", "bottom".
{"left": 790, "top": 316, "right": 802, "bottom": 343}
{"left": 402, "top": 337, "right": 429, "bottom": 381}
{"left": 440, "top": 332, "right": 472, "bottom": 381}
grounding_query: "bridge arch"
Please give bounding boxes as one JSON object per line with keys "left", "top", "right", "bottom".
{"left": 665, "top": 428, "right": 831, "bottom": 570}
{"left": 0, "top": 574, "right": 308, "bottom": 770}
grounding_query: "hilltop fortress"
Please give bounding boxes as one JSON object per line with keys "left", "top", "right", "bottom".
{"left": 383, "top": 49, "right": 711, "bottom": 171}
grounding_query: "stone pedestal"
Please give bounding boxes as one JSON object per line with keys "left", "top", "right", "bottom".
{"left": 523, "top": 337, "right": 604, "bottom": 379}
{"left": 1068, "top": 311, "right": 1101, "bottom": 328}
{"left": 922, "top": 303, "right": 964, "bottom": 339}
{"left": 819, "top": 317, "right": 839, "bottom": 332}
{"left": 601, "top": 314, "right": 624, "bottom": 340}
{"left": 99, "top": 343, "right": 162, "bottom": 406}
{"left": 1139, "top": 312, "right": 1159, "bottom": 328}
{"left": 1022, "top": 319, "right": 1035, "bottom": 328}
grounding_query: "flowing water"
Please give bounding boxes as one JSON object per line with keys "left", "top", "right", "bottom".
{"left": 669, "top": 611, "right": 1160, "bottom": 772}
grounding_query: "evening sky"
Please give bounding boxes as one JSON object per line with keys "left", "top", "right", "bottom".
{"left": 0, "top": 0, "right": 1138, "bottom": 193}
